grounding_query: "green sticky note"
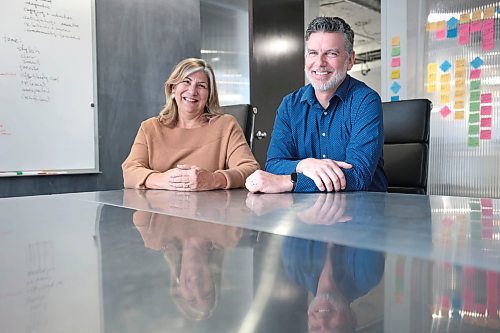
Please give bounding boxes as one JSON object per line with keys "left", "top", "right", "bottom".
{"left": 469, "top": 202, "right": 481, "bottom": 211}
{"left": 470, "top": 211, "right": 482, "bottom": 220}
{"left": 468, "top": 136, "right": 479, "bottom": 147}
{"left": 391, "top": 47, "right": 400, "bottom": 56}
{"left": 470, "top": 91, "right": 481, "bottom": 101}
{"left": 469, "top": 113, "right": 480, "bottom": 123}
{"left": 470, "top": 102, "right": 480, "bottom": 112}
{"left": 470, "top": 80, "right": 481, "bottom": 90}
{"left": 468, "top": 124, "right": 480, "bottom": 134}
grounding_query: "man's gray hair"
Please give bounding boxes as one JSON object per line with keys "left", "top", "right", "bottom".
{"left": 305, "top": 17, "right": 354, "bottom": 55}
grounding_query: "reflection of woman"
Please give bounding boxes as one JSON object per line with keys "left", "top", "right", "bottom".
{"left": 133, "top": 211, "right": 242, "bottom": 320}
{"left": 122, "top": 58, "right": 259, "bottom": 191}
{"left": 282, "top": 238, "right": 384, "bottom": 333}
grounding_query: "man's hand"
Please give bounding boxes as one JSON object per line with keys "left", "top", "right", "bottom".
{"left": 245, "top": 170, "right": 293, "bottom": 193}
{"left": 297, "top": 193, "right": 351, "bottom": 225}
{"left": 296, "top": 158, "right": 352, "bottom": 192}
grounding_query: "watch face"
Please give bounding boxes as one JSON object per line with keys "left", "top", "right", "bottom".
{"left": 291, "top": 172, "right": 297, "bottom": 183}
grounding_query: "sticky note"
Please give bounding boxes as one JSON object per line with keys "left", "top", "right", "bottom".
{"left": 468, "top": 136, "right": 480, "bottom": 147}
{"left": 481, "top": 105, "right": 492, "bottom": 115}
{"left": 459, "top": 23, "right": 470, "bottom": 45}
{"left": 482, "top": 19, "right": 495, "bottom": 51}
{"left": 426, "top": 22, "right": 437, "bottom": 32}
{"left": 391, "top": 57, "right": 401, "bottom": 67}
{"left": 470, "top": 69, "right": 481, "bottom": 79}
{"left": 469, "top": 113, "right": 480, "bottom": 123}
{"left": 470, "top": 102, "right": 480, "bottom": 112}
{"left": 481, "top": 117, "right": 492, "bottom": 127}
{"left": 440, "top": 73, "right": 451, "bottom": 82}
{"left": 441, "top": 84, "right": 451, "bottom": 93}
{"left": 481, "top": 198, "right": 493, "bottom": 207}
{"left": 470, "top": 90, "right": 480, "bottom": 101}
{"left": 391, "top": 36, "right": 400, "bottom": 46}
{"left": 460, "top": 13, "right": 470, "bottom": 24}
{"left": 484, "top": 7, "right": 495, "bottom": 19}
{"left": 481, "top": 92, "right": 492, "bottom": 103}
{"left": 440, "top": 92, "right": 450, "bottom": 104}
{"left": 454, "top": 100, "right": 465, "bottom": 109}
{"left": 470, "top": 20, "right": 482, "bottom": 32}
{"left": 427, "top": 82, "right": 437, "bottom": 93}
{"left": 455, "top": 78, "right": 466, "bottom": 88}
{"left": 440, "top": 106, "right": 452, "bottom": 118}
{"left": 480, "top": 129, "right": 492, "bottom": 140}
{"left": 472, "top": 10, "right": 482, "bottom": 21}
{"left": 391, "top": 69, "right": 400, "bottom": 79}
{"left": 454, "top": 111, "right": 465, "bottom": 120}
{"left": 391, "top": 95, "right": 400, "bottom": 102}
{"left": 436, "top": 29, "right": 446, "bottom": 40}
{"left": 469, "top": 124, "right": 480, "bottom": 134}
{"left": 455, "top": 58, "right": 466, "bottom": 69}
{"left": 428, "top": 63, "right": 438, "bottom": 72}
{"left": 447, "top": 28, "right": 457, "bottom": 38}
{"left": 391, "top": 47, "right": 400, "bottom": 56}
{"left": 470, "top": 80, "right": 481, "bottom": 90}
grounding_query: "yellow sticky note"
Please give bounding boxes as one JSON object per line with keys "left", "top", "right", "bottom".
{"left": 472, "top": 10, "right": 482, "bottom": 21}
{"left": 436, "top": 20, "right": 446, "bottom": 30}
{"left": 427, "top": 82, "right": 437, "bottom": 93}
{"left": 440, "top": 73, "right": 451, "bottom": 83}
{"left": 455, "top": 59, "right": 466, "bottom": 69}
{"left": 428, "top": 62, "right": 438, "bottom": 73}
{"left": 454, "top": 110, "right": 465, "bottom": 120}
{"left": 391, "top": 36, "right": 400, "bottom": 46}
{"left": 426, "top": 22, "right": 437, "bottom": 32}
{"left": 428, "top": 73, "right": 437, "bottom": 82}
{"left": 460, "top": 13, "right": 470, "bottom": 24}
{"left": 440, "top": 92, "right": 450, "bottom": 104}
{"left": 484, "top": 7, "right": 495, "bottom": 19}
{"left": 454, "top": 100, "right": 465, "bottom": 109}
{"left": 455, "top": 88, "right": 465, "bottom": 99}
{"left": 454, "top": 69, "right": 465, "bottom": 79}
{"left": 391, "top": 69, "right": 400, "bottom": 79}
{"left": 440, "top": 84, "right": 451, "bottom": 93}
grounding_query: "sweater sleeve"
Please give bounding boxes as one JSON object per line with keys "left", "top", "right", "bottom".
{"left": 214, "top": 116, "right": 260, "bottom": 189}
{"left": 122, "top": 123, "right": 159, "bottom": 189}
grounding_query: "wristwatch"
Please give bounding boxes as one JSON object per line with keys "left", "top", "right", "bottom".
{"left": 290, "top": 172, "right": 297, "bottom": 192}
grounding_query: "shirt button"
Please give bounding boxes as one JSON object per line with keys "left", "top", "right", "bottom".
{"left": 323, "top": 112, "right": 327, "bottom": 116}
{"left": 322, "top": 133, "right": 326, "bottom": 137}
{"left": 322, "top": 154, "right": 326, "bottom": 158}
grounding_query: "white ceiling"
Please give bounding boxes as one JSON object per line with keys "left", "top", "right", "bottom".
{"left": 319, "top": 0, "right": 381, "bottom": 55}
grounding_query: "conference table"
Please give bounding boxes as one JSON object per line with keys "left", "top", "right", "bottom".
{"left": 1, "top": 189, "right": 499, "bottom": 332}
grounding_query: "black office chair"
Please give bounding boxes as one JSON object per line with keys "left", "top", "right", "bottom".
{"left": 221, "top": 104, "right": 257, "bottom": 150}
{"left": 382, "top": 99, "right": 432, "bottom": 194}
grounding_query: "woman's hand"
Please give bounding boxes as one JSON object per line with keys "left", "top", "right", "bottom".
{"left": 169, "top": 164, "right": 223, "bottom": 191}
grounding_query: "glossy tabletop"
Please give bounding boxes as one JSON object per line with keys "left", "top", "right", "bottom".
{"left": 1, "top": 189, "right": 499, "bottom": 332}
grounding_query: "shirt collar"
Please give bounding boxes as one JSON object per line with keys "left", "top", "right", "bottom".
{"left": 301, "top": 74, "right": 351, "bottom": 106}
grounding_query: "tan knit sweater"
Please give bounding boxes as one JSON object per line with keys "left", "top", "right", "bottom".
{"left": 122, "top": 114, "right": 260, "bottom": 189}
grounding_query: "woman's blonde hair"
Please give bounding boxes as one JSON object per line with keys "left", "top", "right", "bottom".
{"left": 159, "top": 58, "right": 222, "bottom": 126}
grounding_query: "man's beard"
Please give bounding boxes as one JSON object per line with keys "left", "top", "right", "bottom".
{"left": 306, "top": 59, "right": 349, "bottom": 92}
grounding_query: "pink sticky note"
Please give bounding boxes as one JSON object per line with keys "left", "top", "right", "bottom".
{"left": 470, "top": 20, "right": 482, "bottom": 32}
{"left": 440, "top": 106, "right": 451, "bottom": 118}
{"left": 470, "top": 69, "right": 481, "bottom": 79}
{"left": 458, "top": 23, "right": 470, "bottom": 45}
{"left": 481, "top": 105, "right": 492, "bottom": 115}
{"left": 481, "top": 117, "right": 492, "bottom": 127}
{"left": 481, "top": 92, "right": 492, "bottom": 103}
{"left": 436, "top": 29, "right": 447, "bottom": 40}
{"left": 482, "top": 209, "right": 493, "bottom": 218}
{"left": 391, "top": 57, "right": 401, "bottom": 67}
{"left": 482, "top": 19, "right": 495, "bottom": 51}
{"left": 480, "top": 129, "right": 492, "bottom": 140}
{"left": 481, "top": 198, "right": 493, "bottom": 207}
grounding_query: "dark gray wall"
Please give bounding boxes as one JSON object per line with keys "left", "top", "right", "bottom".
{"left": 0, "top": 0, "right": 201, "bottom": 198}
{"left": 250, "top": 0, "right": 305, "bottom": 167}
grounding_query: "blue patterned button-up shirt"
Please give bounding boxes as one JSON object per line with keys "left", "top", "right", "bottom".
{"left": 265, "top": 75, "right": 387, "bottom": 192}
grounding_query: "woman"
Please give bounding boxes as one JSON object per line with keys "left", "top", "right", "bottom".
{"left": 122, "top": 58, "right": 259, "bottom": 190}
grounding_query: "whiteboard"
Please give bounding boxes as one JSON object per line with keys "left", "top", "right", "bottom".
{"left": 0, "top": 0, "right": 98, "bottom": 175}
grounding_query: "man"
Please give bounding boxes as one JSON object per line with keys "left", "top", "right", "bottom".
{"left": 246, "top": 17, "right": 387, "bottom": 193}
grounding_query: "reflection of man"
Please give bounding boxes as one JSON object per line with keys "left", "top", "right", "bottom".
{"left": 246, "top": 17, "right": 387, "bottom": 193}
{"left": 282, "top": 238, "right": 385, "bottom": 333}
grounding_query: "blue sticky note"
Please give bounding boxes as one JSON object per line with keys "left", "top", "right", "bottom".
{"left": 470, "top": 56, "right": 484, "bottom": 69}
{"left": 497, "top": 7, "right": 500, "bottom": 14}
{"left": 390, "top": 81, "right": 401, "bottom": 94}
{"left": 440, "top": 60, "right": 452, "bottom": 72}
{"left": 447, "top": 28, "right": 457, "bottom": 38}
{"left": 447, "top": 17, "right": 459, "bottom": 29}
{"left": 391, "top": 95, "right": 400, "bottom": 102}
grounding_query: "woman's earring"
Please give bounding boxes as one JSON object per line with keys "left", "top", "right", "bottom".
{"left": 171, "top": 90, "right": 175, "bottom": 99}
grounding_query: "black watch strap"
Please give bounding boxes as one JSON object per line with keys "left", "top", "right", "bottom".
{"left": 290, "top": 172, "right": 298, "bottom": 192}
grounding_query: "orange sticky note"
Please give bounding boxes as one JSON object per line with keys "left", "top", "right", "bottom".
{"left": 454, "top": 110, "right": 465, "bottom": 120}
{"left": 436, "top": 20, "right": 446, "bottom": 30}
{"left": 460, "top": 13, "right": 471, "bottom": 24}
{"left": 471, "top": 10, "right": 482, "bottom": 21}
{"left": 455, "top": 58, "right": 466, "bottom": 69}
{"left": 440, "top": 73, "right": 451, "bottom": 83}
{"left": 440, "top": 92, "right": 450, "bottom": 104}
{"left": 391, "top": 36, "right": 400, "bottom": 46}
{"left": 426, "top": 22, "right": 437, "bottom": 32}
{"left": 483, "top": 7, "right": 495, "bottom": 19}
